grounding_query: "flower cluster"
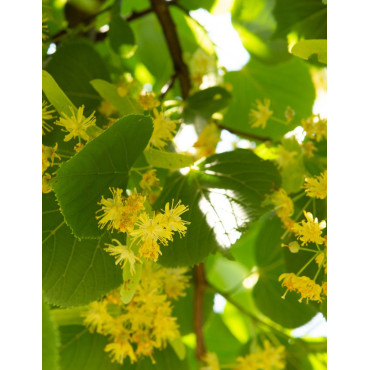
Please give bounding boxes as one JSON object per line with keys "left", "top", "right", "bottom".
{"left": 249, "top": 99, "right": 273, "bottom": 129}
{"left": 138, "top": 90, "right": 160, "bottom": 111}
{"left": 96, "top": 188, "right": 189, "bottom": 266}
{"left": 301, "top": 114, "right": 327, "bottom": 142}
{"left": 292, "top": 211, "right": 326, "bottom": 246}
{"left": 279, "top": 273, "right": 325, "bottom": 303}
{"left": 82, "top": 264, "right": 190, "bottom": 365}
{"left": 189, "top": 48, "right": 218, "bottom": 88}
{"left": 269, "top": 188, "right": 294, "bottom": 229}
{"left": 42, "top": 143, "right": 61, "bottom": 193}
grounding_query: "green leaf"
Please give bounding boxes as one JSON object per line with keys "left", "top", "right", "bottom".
{"left": 186, "top": 86, "right": 232, "bottom": 118}
{"left": 43, "top": 193, "right": 123, "bottom": 307}
{"left": 120, "top": 263, "right": 142, "bottom": 304}
{"left": 223, "top": 58, "right": 315, "bottom": 140}
{"left": 204, "top": 314, "right": 242, "bottom": 363}
{"left": 43, "top": 300, "right": 61, "bottom": 370}
{"left": 290, "top": 39, "right": 327, "bottom": 64}
{"left": 253, "top": 217, "right": 317, "bottom": 328}
{"left": 154, "top": 149, "right": 280, "bottom": 267}
{"left": 52, "top": 115, "right": 153, "bottom": 238}
{"left": 272, "top": 0, "right": 327, "bottom": 40}
{"left": 46, "top": 40, "right": 110, "bottom": 112}
{"left": 109, "top": 16, "right": 137, "bottom": 58}
{"left": 42, "top": 70, "right": 77, "bottom": 115}
{"left": 59, "top": 326, "right": 121, "bottom": 370}
{"left": 231, "top": 0, "right": 291, "bottom": 64}
{"left": 90, "top": 79, "right": 141, "bottom": 116}
{"left": 169, "top": 337, "right": 186, "bottom": 360}
{"left": 144, "top": 148, "right": 194, "bottom": 170}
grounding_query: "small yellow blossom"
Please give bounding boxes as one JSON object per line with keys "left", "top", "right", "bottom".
{"left": 292, "top": 211, "right": 326, "bottom": 245}
{"left": 193, "top": 122, "right": 221, "bottom": 158}
{"left": 322, "top": 281, "right": 327, "bottom": 296}
{"left": 55, "top": 105, "right": 96, "bottom": 142}
{"left": 42, "top": 173, "right": 53, "bottom": 193}
{"left": 235, "top": 353, "right": 260, "bottom": 370}
{"left": 139, "top": 239, "right": 162, "bottom": 261}
{"left": 258, "top": 340, "right": 285, "bottom": 370}
{"left": 150, "top": 108, "right": 181, "bottom": 149}
{"left": 96, "top": 187, "right": 125, "bottom": 231}
{"left": 159, "top": 200, "right": 190, "bottom": 236}
{"left": 279, "top": 273, "right": 323, "bottom": 303}
{"left": 162, "top": 268, "right": 190, "bottom": 300}
{"left": 42, "top": 100, "right": 55, "bottom": 135}
{"left": 105, "top": 339, "right": 137, "bottom": 364}
{"left": 189, "top": 48, "right": 217, "bottom": 87}
{"left": 301, "top": 114, "right": 327, "bottom": 142}
{"left": 302, "top": 141, "right": 317, "bottom": 158}
{"left": 131, "top": 330, "right": 156, "bottom": 362}
{"left": 104, "top": 239, "right": 140, "bottom": 274}
{"left": 304, "top": 170, "right": 327, "bottom": 199}
{"left": 131, "top": 213, "right": 173, "bottom": 247}
{"left": 82, "top": 300, "right": 110, "bottom": 334}
{"left": 140, "top": 169, "right": 160, "bottom": 193}
{"left": 275, "top": 145, "right": 297, "bottom": 169}
{"left": 152, "top": 302, "right": 180, "bottom": 347}
{"left": 249, "top": 99, "right": 273, "bottom": 129}
{"left": 201, "top": 352, "right": 220, "bottom": 370}
{"left": 98, "top": 100, "right": 117, "bottom": 117}
{"left": 270, "top": 189, "right": 294, "bottom": 222}
{"left": 42, "top": 143, "right": 61, "bottom": 173}
{"left": 138, "top": 91, "right": 160, "bottom": 111}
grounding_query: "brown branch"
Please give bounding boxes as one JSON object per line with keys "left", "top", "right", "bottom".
{"left": 160, "top": 73, "right": 177, "bottom": 99}
{"left": 149, "top": 0, "right": 191, "bottom": 99}
{"left": 215, "top": 123, "right": 272, "bottom": 142}
{"left": 194, "top": 263, "right": 207, "bottom": 361}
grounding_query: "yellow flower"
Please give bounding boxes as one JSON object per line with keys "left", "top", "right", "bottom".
{"left": 104, "top": 239, "right": 140, "bottom": 274}
{"left": 292, "top": 211, "right": 326, "bottom": 245}
{"left": 301, "top": 114, "right": 327, "bottom": 142}
{"left": 42, "top": 100, "right": 55, "bottom": 135}
{"left": 55, "top": 105, "right": 96, "bottom": 142}
{"left": 42, "top": 143, "right": 61, "bottom": 173}
{"left": 42, "top": 173, "right": 53, "bottom": 193}
{"left": 96, "top": 187, "right": 125, "bottom": 231}
{"left": 201, "top": 352, "right": 220, "bottom": 370}
{"left": 163, "top": 268, "right": 190, "bottom": 300}
{"left": 193, "top": 122, "right": 221, "bottom": 159}
{"left": 74, "top": 143, "right": 84, "bottom": 153}
{"left": 150, "top": 109, "right": 180, "bottom": 149}
{"left": 159, "top": 200, "right": 190, "bottom": 237}
{"left": 131, "top": 212, "right": 173, "bottom": 246}
{"left": 140, "top": 169, "right": 160, "bottom": 193}
{"left": 249, "top": 99, "right": 273, "bottom": 129}
{"left": 322, "top": 281, "right": 327, "bottom": 296}
{"left": 138, "top": 239, "right": 162, "bottom": 261}
{"left": 279, "top": 273, "right": 323, "bottom": 303}
{"left": 270, "top": 189, "right": 294, "bottom": 222}
{"left": 138, "top": 91, "right": 160, "bottom": 111}
{"left": 152, "top": 302, "right": 180, "bottom": 347}
{"left": 275, "top": 145, "right": 297, "bottom": 169}
{"left": 98, "top": 100, "right": 117, "bottom": 117}
{"left": 235, "top": 353, "right": 260, "bottom": 370}
{"left": 304, "top": 170, "right": 327, "bottom": 199}
{"left": 82, "top": 300, "right": 110, "bottom": 334}
{"left": 302, "top": 141, "right": 317, "bottom": 158}
{"left": 189, "top": 48, "right": 217, "bottom": 87}
{"left": 258, "top": 340, "right": 285, "bottom": 370}
{"left": 105, "top": 339, "right": 137, "bottom": 365}
{"left": 131, "top": 330, "right": 156, "bottom": 363}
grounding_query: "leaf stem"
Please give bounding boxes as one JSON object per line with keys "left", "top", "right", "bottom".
{"left": 297, "top": 253, "right": 318, "bottom": 276}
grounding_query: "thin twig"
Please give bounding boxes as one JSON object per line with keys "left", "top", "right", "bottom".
{"left": 160, "top": 73, "right": 177, "bottom": 99}
{"left": 150, "top": 0, "right": 191, "bottom": 99}
{"left": 194, "top": 264, "right": 207, "bottom": 360}
{"left": 215, "top": 123, "right": 271, "bottom": 142}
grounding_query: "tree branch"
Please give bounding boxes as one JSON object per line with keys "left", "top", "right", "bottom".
{"left": 150, "top": 0, "right": 191, "bottom": 99}
{"left": 194, "top": 263, "right": 207, "bottom": 360}
{"left": 215, "top": 123, "right": 271, "bottom": 142}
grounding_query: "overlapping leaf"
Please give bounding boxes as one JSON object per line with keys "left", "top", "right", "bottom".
{"left": 43, "top": 193, "right": 122, "bottom": 307}
{"left": 154, "top": 149, "right": 280, "bottom": 267}
{"left": 52, "top": 115, "right": 153, "bottom": 238}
